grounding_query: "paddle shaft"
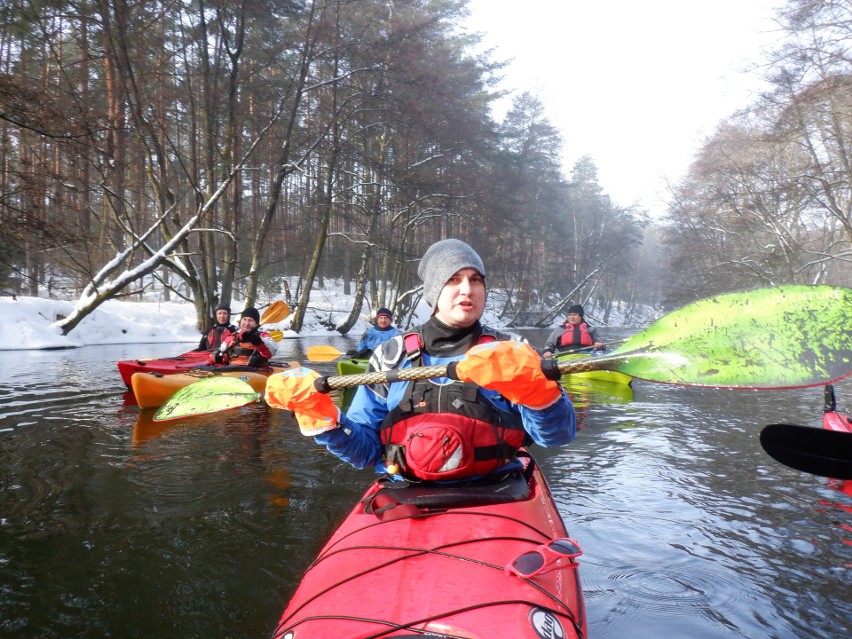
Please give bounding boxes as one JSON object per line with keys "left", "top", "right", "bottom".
{"left": 552, "top": 339, "right": 627, "bottom": 354}
{"left": 311, "top": 286, "right": 852, "bottom": 391}
{"left": 314, "top": 346, "right": 851, "bottom": 393}
{"left": 314, "top": 357, "right": 634, "bottom": 392}
{"left": 308, "top": 339, "right": 628, "bottom": 362}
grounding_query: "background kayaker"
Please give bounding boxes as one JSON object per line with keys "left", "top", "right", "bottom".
{"left": 266, "top": 238, "right": 576, "bottom": 482}
{"left": 541, "top": 304, "right": 604, "bottom": 358}
{"left": 195, "top": 304, "right": 238, "bottom": 351}
{"left": 348, "top": 307, "right": 400, "bottom": 359}
{"left": 209, "top": 307, "right": 278, "bottom": 367}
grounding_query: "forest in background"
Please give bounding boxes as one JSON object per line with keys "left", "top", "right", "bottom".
{"left": 0, "top": 0, "right": 849, "bottom": 335}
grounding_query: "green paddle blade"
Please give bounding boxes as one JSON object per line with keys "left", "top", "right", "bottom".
{"left": 318, "top": 285, "right": 851, "bottom": 392}
{"left": 584, "top": 285, "right": 852, "bottom": 388}
{"left": 154, "top": 376, "right": 260, "bottom": 422}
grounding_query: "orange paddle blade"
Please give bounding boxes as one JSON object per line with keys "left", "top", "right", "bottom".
{"left": 261, "top": 301, "right": 290, "bottom": 324}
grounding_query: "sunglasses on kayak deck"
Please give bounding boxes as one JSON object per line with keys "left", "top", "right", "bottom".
{"left": 505, "top": 538, "right": 583, "bottom": 578}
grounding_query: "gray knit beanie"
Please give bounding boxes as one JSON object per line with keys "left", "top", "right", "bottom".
{"left": 417, "top": 239, "right": 486, "bottom": 307}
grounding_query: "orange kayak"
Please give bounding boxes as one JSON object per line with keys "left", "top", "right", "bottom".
{"left": 130, "top": 364, "right": 291, "bottom": 408}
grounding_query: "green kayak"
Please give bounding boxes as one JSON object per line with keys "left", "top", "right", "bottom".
{"left": 336, "top": 358, "right": 370, "bottom": 409}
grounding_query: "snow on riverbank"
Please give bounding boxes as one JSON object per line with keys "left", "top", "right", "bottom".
{"left": 0, "top": 284, "right": 648, "bottom": 351}
{"left": 0, "top": 293, "right": 371, "bottom": 351}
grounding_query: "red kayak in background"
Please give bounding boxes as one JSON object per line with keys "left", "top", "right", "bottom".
{"left": 272, "top": 452, "right": 586, "bottom": 639}
{"left": 823, "top": 384, "right": 852, "bottom": 496}
{"left": 116, "top": 349, "right": 209, "bottom": 388}
{"left": 823, "top": 384, "right": 852, "bottom": 436}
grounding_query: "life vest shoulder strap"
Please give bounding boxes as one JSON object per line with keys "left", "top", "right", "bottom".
{"left": 402, "top": 328, "right": 498, "bottom": 362}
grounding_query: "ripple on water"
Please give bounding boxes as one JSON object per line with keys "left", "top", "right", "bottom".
{"left": 1, "top": 345, "right": 850, "bottom": 639}
{"left": 540, "top": 388, "right": 852, "bottom": 639}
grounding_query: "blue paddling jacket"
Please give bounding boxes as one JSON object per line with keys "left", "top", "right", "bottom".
{"left": 357, "top": 324, "right": 400, "bottom": 352}
{"left": 316, "top": 326, "right": 576, "bottom": 475}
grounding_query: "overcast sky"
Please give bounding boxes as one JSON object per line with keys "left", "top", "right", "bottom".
{"left": 464, "top": 0, "right": 785, "bottom": 215}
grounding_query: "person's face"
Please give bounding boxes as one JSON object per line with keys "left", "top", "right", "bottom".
{"left": 566, "top": 313, "right": 582, "bottom": 325}
{"left": 434, "top": 268, "right": 485, "bottom": 328}
{"left": 376, "top": 314, "right": 392, "bottom": 328}
{"left": 216, "top": 309, "right": 230, "bottom": 324}
{"left": 240, "top": 316, "right": 258, "bottom": 331}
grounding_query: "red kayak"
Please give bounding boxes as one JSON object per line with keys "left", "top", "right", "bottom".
{"left": 823, "top": 384, "right": 852, "bottom": 435}
{"left": 272, "top": 452, "right": 586, "bottom": 638}
{"left": 823, "top": 385, "right": 852, "bottom": 496}
{"left": 116, "top": 349, "right": 209, "bottom": 388}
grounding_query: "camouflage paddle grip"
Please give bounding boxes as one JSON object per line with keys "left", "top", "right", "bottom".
{"left": 314, "top": 364, "right": 453, "bottom": 393}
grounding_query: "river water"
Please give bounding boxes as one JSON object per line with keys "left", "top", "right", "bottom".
{"left": 0, "top": 332, "right": 850, "bottom": 639}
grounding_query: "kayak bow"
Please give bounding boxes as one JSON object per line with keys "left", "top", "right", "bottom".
{"left": 272, "top": 452, "right": 586, "bottom": 638}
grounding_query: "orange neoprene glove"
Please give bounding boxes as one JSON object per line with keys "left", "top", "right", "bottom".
{"left": 454, "top": 341, "right": 563, "bottom": 410}
{"left": 265, "top": 367, "right": 340, "bottom": 435}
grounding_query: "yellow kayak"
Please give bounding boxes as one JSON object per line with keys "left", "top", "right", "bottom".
{"left": 130, "top": 364, "right": 292, "bottom": 408}
{"left": 555, "top": 352, "right": 633, "bottom": 386}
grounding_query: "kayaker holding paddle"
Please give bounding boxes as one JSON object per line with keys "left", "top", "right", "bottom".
{"left": 209, "top": 307, "right": 278, "bottom": 368}
{"left": 266, "top": 239, "right": 576, "bottom": 481}
{"left": 542, "top": 304, "right": 604, "bottom": 357}
{"left": 195, "top": 304, "right": 238, "bottom": 351}
{"left": 349, "top": 307, "right": 400, "bottom": 359}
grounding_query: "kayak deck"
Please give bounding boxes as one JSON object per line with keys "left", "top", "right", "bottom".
{"left": 274, "top": 455, "right": 586, "bottom": 638}
{"left": 117, "top": 349, "right": 209, "bottom": 387}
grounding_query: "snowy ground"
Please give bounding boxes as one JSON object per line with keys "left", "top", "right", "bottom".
{"left": 0, "top": 291, "right": 372, "bottom": 351}
{"left": 0, "top": 283, "right": 646, "bottom": 351}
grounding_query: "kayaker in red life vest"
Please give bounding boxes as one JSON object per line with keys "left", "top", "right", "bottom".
{"left": 195, "top": 304, "right": 238, "bottom": 351}
{"left": 541, "top": 304, "right": 604, "bottom": 358}
{"left": 208, "top": 307, "right": 278, "bottom": 367}
{"left": 265, "top": 239, "right": 576, "bottom": 482}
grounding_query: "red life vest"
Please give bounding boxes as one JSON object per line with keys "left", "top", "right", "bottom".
{"left": 205, "top": 325, "right": 236, "bottom": 350}
{"left": 227, "top": 332, "right": 273, "bottom": 367}
{"left": 558, "top": 322, "right": 593, "bottom": 348}
{"left": 379, "top": 330, "right": 527, "bottom": 481}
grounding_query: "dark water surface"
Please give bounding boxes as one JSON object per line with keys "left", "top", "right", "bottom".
{"left": 1, "top": 333, "right": 850, "bottom": 638}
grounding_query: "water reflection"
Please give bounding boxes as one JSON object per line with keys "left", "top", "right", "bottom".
{"left": 561, "top": 376, "right": 634, "bottom": 431}
{"left": 544, "top": 381, "right": 852, "bottom": 638}
{"left": 0, "top": 340, "right": 850, "bottom": 639}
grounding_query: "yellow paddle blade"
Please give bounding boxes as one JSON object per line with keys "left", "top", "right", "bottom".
{"left": 307, "top": 345, "right": 345, "bottom": 362}
{"left": 261, "top": 301, "right": 290, "bottom": 325}
{"left": 268, "top": 330, "right": 284, "bottom": 342}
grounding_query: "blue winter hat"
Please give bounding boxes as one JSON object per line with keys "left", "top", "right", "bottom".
{"left": 417, "top": 239, "right": 486, "bottom": 307}
{"left": 376, "top": 307, "right": 393, "bottom": 319}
